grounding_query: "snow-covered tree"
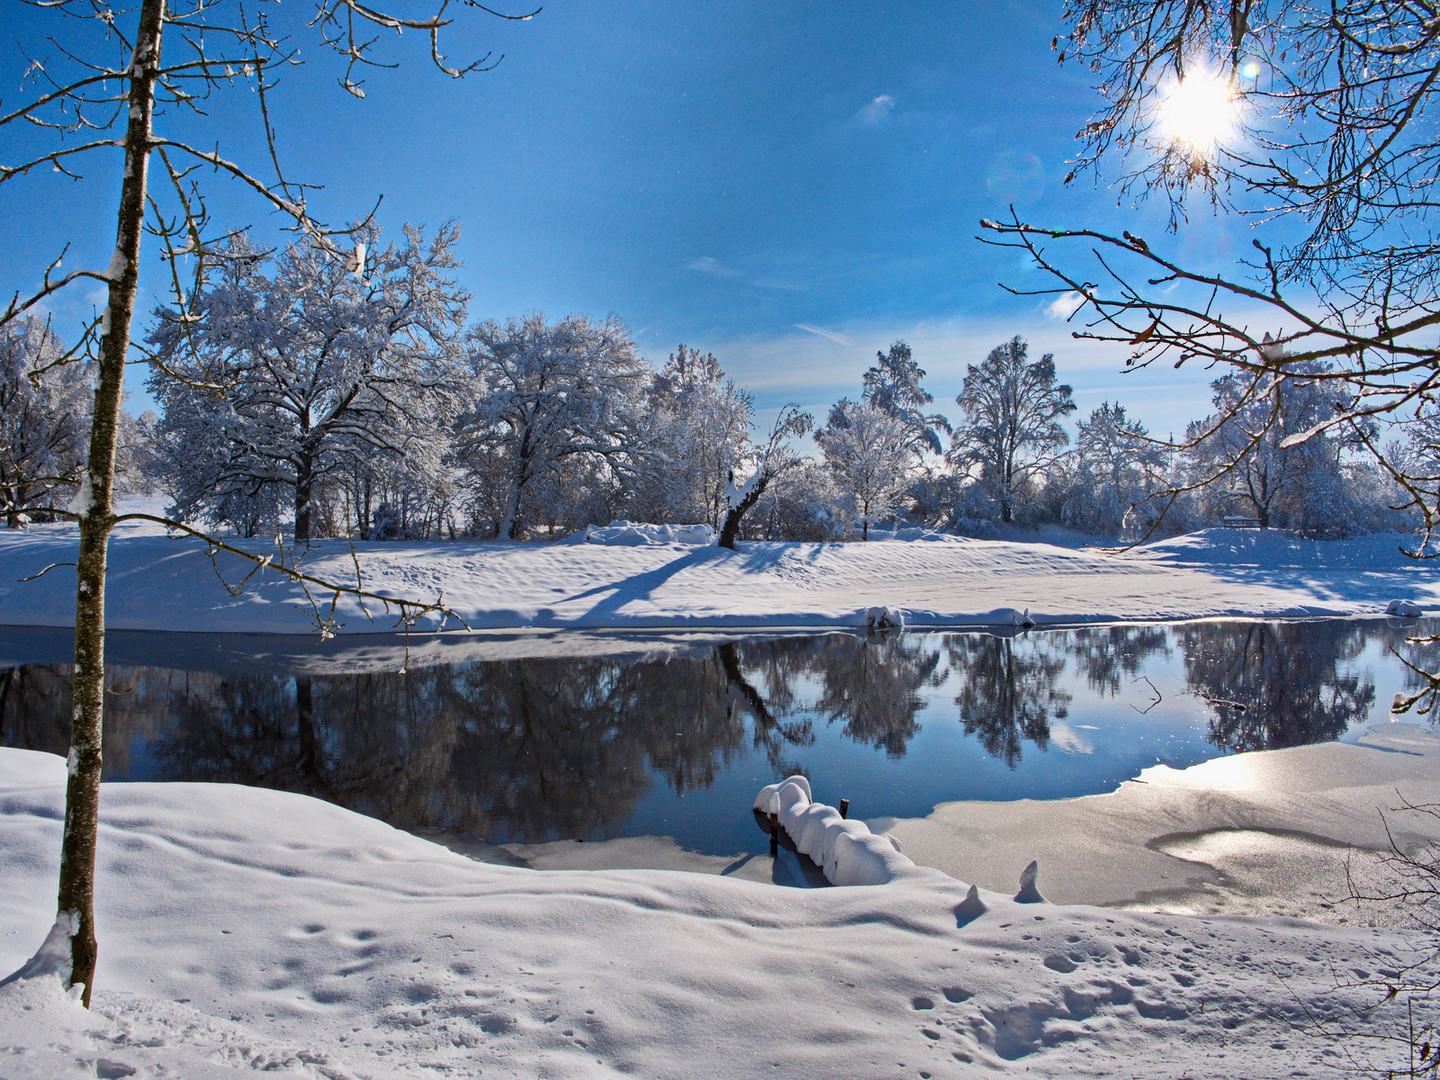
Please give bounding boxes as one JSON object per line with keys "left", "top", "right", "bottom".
{"left": 1183, "top": 363, "right": 1370, "bottom": 535}
{"left": 336, "top": 428, "right": 460, "bottom": 540}
{"left": 148, "top": 225, "right": 468, "bottom": 542}
{"left": 950, "top": 336, "right": 1076, "bottom": 524}
{"left": 718, "top": 404, "right": 815, "bottom": 548}
{"left": 459, "top": 313, "right": 650, "bottom": 540}
{"left": 815, "top": 398, "right": 914, "bottom": 539}
{"left": 627, "top": 345, "right": 753, "bottom": 527}
{"left": 741, "top": 458, "right": 847, "bottom": 541}
{"left": 1062, "top": 401, "right": 1169, "bottom": 538}
{"left": 861, "top": 340, "right": 951, "bottom": 460}
{"left": 0, "top": 318, "right": 93, "bottom": 528}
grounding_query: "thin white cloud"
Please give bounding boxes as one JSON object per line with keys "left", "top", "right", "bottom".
{"left": 793, "top": 323, "right": 852, "bottom": 347}
{"left": 686, "top": 257, "right": 807, "bottom": 292}
{"left": 858, "top": 94, "right": 896, "bottom": 126}
{"left": 1048, "top": 721, "right": 1094, "bottom": 756}
{"left": 685, "top": 256, "right": 743, "bottom": 279}
{"left": 1046, "top": 290, "right": 1087, "bottom": 320}
{"left": 751, "top": 276, "right": 808, "bottom": 293}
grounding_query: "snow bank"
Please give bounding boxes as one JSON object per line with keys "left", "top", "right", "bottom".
{"left": 2, "top": 748, "right": 1432, "bottom": 1078}
{"left": 859, "top": 525, "right": 956, "bottom": 542}
{"left": 3, "top": 514, "right": 1440, "bottom": 634}
{"left": 754, "top": 776, "right": 915, "bottom": 886}
{"left": 568, "top": 520, "right": 715, "bottom": 546}
{"left": 864, "top": 605, "right": 905, "bottom": 630}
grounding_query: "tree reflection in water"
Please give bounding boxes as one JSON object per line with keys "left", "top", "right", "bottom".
{"left": 811, "top": 633, "right": 945, "bottom": 758}
{"left": 1064, "top": 625, "right": 1171, "bottom": 698}
{"left": 945, "top": 633, "right": 1071, "bottom": 767}
{"left": 0, "top": 619, "right": 1420, "bottom": 845}
{"left": 1180, "top": 621, "right": 1375, "bottom": 751}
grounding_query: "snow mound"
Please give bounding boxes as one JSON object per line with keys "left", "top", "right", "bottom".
{"left": 983, "top": 607, "right": 1035, "bottom": 628}
{"left": 864, "top": 605, "right": 905, "bottom": 630}
{"left": 568, "top": 520, "right": 715, "bottom": 546}
{"left": 755, "top": 776, "right": 914, "bottom": 886}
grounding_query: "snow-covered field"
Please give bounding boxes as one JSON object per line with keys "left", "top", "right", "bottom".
{"left": 0, "top": 515, "right": 1436, "bottom": 634}
{"left": 3, "top": 518, "right": 1440, "bottom": 1077}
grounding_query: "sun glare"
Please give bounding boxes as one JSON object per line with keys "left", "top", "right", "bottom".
{"left": 1157, "top": 69, "right": 1239, "bottom": 156}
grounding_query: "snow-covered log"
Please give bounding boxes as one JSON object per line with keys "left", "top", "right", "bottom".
{"left": 755, "top": 776, "right": 914, "bottom": 886}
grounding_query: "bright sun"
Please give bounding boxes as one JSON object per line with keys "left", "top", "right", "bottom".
{"left": 1157, "top": 69, "right": 1239, "bottom": 155}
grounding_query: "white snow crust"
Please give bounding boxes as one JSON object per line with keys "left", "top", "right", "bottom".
{"left": 1, "top": 746, "right": 1433, "bottom": 1078}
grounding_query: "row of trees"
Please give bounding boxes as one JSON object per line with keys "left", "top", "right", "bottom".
{"left": 4, "top": 274, "right": 1420, "bottom": 544}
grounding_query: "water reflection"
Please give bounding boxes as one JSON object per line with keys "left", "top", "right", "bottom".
{"left": 947, "top": 634, "right": 1070, "bottom": 767}
{"left": 1180, "top": 621, "right": 1374, "bottom": 751}
{"left": 0, "top": 620, "right": 1430, "bottom": 851}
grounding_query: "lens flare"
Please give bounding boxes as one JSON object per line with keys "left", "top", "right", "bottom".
{"left": 1157, "top": 69, "right": 1239, "bottom": 156}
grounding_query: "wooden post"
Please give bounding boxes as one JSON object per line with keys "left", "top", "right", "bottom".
{"left": 839, "top": 798, "right": 850, "bottom": 820}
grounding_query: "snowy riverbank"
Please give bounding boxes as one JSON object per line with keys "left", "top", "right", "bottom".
{"left": 0, "top": 515, "right": 1436, "bottom": 634}
{"left": 2, "top": 741, "right": 1435, "bottom": 1079}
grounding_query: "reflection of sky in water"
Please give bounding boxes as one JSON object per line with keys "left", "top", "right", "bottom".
{"left": 0, "top": 619, "right": 1434, "bottom": 857}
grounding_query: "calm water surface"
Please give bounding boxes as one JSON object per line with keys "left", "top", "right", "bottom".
{"left": 1, "top": 619, "right": 1435, "bottom": 856}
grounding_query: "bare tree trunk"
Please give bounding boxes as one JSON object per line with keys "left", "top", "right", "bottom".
{"left": 719, "top": 475, "right": 766, "bottom": 549}
{"left": 57, "top": 0, "right": 165, "bottom": 1008}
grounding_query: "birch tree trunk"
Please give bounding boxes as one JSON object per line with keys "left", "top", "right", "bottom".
{"left": 56, "top": 0, "right": 165, "bottom": 1007}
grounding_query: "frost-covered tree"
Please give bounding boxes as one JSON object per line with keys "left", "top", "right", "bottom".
{"left": 1062, "top": 401, "right": 1169, "bottom": 538}
{"left": 0, "top": 319, "right": 93, "bottom": 528}
{"left": 459, "top": 313, "right": 650, "bottom": 540}
{"left": 950, "top": 336, "right": 1076, "bottom": 524}
{"left": 861, "top": 340, "right": 951, "bottom": 460}
{"left": 815, "top": 399, "right": 914, "bottom": 539}
{"left": 1184, "top": 363, "right": 1368, "bottom": 535}
{"left": 148, "top": 225, "right": 467, "bottom": 542}
{"left": 718, "top": 404, "right": 815, "bottom": 548}
{"left": 628, "top": 345, "right": 753, "bottom": 527}
{"left": 740, "top": 458, "right": 847, "bottom": 541}
{"left": 337, "top": 428, "right": 460, "bottom": 540}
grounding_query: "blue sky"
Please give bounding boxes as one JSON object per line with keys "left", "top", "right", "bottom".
{"left": 1, "top": 0, "right": 1258, "bottom": 440}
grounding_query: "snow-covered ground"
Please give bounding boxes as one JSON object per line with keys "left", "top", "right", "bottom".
{"left": 0, "top": 515, "right": 1436, "bottom": 634}
{"left": 3, "top": 517, "right": 1440, "bottom": 1077}
{"left": 1, "top": 744, "right": 1434, "bottom": 1079}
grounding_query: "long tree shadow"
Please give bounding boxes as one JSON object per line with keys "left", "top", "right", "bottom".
{"left": 559, "top": 544, "right": 816, "bottom": 623}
